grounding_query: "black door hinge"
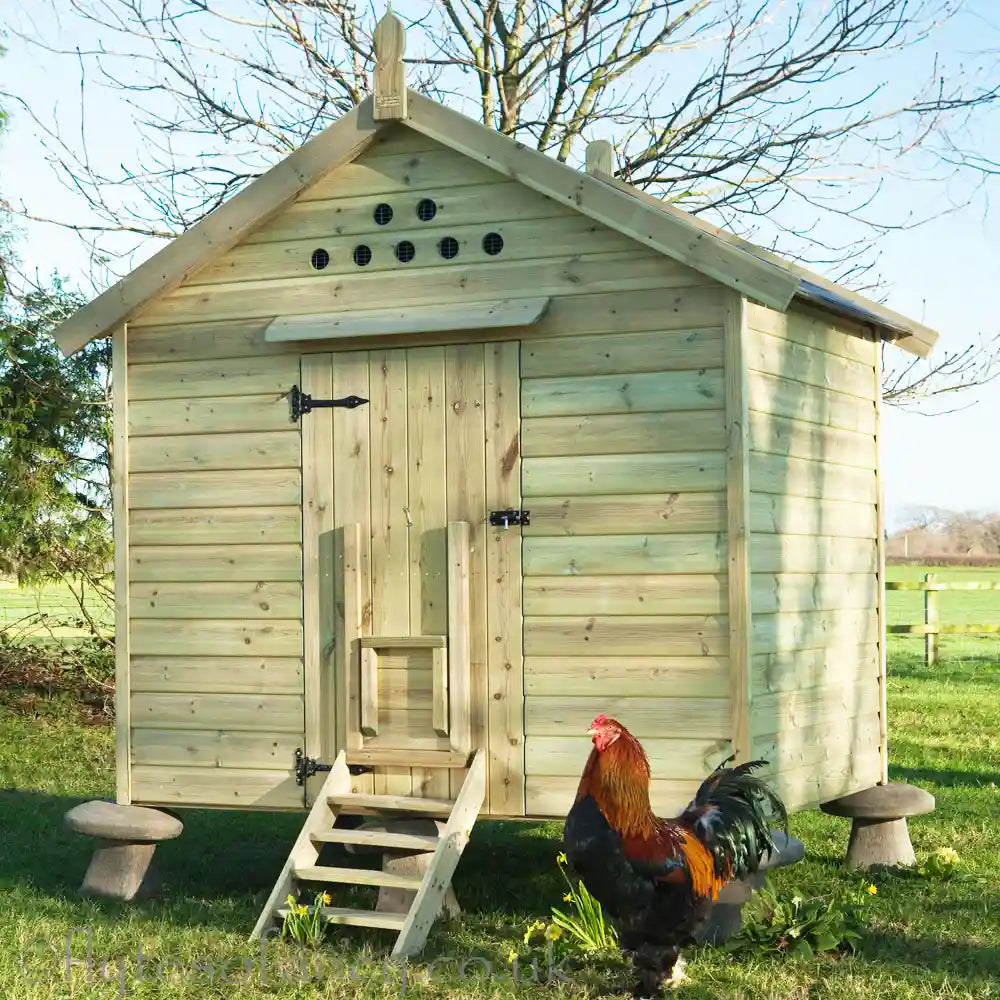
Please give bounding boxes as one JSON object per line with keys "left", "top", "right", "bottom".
{"left": 489, "top": 508, "right": 530, "bottom": 528}
{"left": 289, "top": 384, "right": 368, "bottom": 422}
{"left": 294, "top": 748, "right": 332, "bottom": 785}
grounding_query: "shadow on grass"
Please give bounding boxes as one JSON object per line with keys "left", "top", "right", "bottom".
{"left": 888, "top": 651, "right": 1000, "bottom": 686}
{"left": 864, "top": 931, "right": 1000, "bottom": 981}
{"left": 889, "top": 763, "right": 1000, "bottom": 788}
{"left": 0, "top": 789, "right": 562, "bottom": 932}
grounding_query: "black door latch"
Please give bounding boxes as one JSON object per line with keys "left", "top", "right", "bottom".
{"left": 489, "top": 509, "right": 530, "bottom": 528}
{"left": 293, "top": 748, "right": 332, "bottom": 785}
{"left": 289, "top": 385, "right": 368, "bottom": 422}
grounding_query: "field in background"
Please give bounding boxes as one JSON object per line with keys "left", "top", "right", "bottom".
{"left": 0, "top": 580, "right": 113, "bottom": 640}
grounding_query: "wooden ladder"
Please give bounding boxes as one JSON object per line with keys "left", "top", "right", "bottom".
{"left": 250, "top": 748, "right": 486, "bottom": 957}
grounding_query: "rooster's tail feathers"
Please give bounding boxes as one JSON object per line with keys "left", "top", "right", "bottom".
{"left": 681, "top": 759, "right": 787, "bottom": 882}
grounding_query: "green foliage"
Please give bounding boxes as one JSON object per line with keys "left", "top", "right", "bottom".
{"left": 918, "top": 846, "right": 961, "bottom": 879}
{"left": 545, "top": 851, "right": 619, "bottom": 953}
{"left": 280, "top": 891, "right": 330, "bottom": 947}
{"left": 728, "top": 879, "right": 876, "bottom": 959}
{"left": 0, "top": 278, "right": 112, "bottom": 588}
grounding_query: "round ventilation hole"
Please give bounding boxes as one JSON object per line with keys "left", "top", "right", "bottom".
{"left": 416, "top": 198, "right": 437, "bottom": 222}
{"left": 395, "top": 240, "right": 416, "bottom": 263}
{"left": 310, "top": 248, "right": 330, "bottom": 270}
{"left": 353, "top": 244, "right": 373, "bottom": 267}
{"left": 438, "top": 236, "right": 459, "bottom": 260}
{"left": 373, "top": 203, "right": 393, "bottom": 226}
{"left": 482, "top": 232, "right": 504, "bottom": 256}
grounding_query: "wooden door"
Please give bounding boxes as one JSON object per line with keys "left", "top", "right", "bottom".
{"left": 301, "top": 343, "right": 524, "bottom": 812}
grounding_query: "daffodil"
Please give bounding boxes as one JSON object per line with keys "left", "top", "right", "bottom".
{"left": 286, "top": 894, "right": 296, "bottom": 906}
{"left": 545, "top": 924, "right": 564, "bottom": 941}
{"left": 523, "top": 920, "right": 545, "bottom": 944}
{"left": 562, "top": 892, "right": 574, "bottom": 902}
{"left": 507, "top": 949, "right": 519, "bottom": 964}
{"left": 319, "top": 891, "right": 332, "bottom": 906}
{"left": 866, "top": 884, "right": 878, "bottom": 895}
{"left": 556, "top": 851, "right": 568, "bottom": 865}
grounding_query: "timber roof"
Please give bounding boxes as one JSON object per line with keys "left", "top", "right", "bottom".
{"left": 52, "top": 91, "right": 938, "bottom": 359}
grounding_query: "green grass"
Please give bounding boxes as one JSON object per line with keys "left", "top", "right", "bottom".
{"left": 0, "top": 580, "right": 113, "bottom": 640}
{"left": 1, "top": 572, "right": 999, "bottom": 998}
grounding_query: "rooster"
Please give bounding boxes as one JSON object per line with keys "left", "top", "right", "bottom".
{"left": 563, "top": 714, "right": 787, "bottom": 996}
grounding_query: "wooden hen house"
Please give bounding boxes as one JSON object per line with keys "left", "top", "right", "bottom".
{"left": 52, "top": 12, "right": 938, "bottom": 953}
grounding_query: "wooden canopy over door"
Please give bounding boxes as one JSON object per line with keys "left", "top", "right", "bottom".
{"left": 300, "top": 343, "right": 524, "bottom": 815}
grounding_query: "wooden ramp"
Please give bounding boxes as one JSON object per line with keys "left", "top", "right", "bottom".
{"left": 250, "top": 748, "right": 486, "bottom": 957}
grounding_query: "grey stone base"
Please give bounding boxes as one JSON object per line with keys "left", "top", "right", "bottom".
{"left": 80, "top": 840, "right": 159, "bottom": 901}
{"left": 845, "top": 816, "right": 916, "bottom": 870}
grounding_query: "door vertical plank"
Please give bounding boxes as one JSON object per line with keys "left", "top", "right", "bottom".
{"left": 444, "top": 345, "right": 489, "bottom": 803}
{"left": 301, "top": 354, "right": 333, "bottom": 804}
{"left": 407, "top": 347, "right": 450, "bottom": 798}
{"left": 332, "top": 352, "right": 373, "bottom": 794}
{"left": 370, "top": 349, "right": 412, "bottom": 795}
{"left": 485, "top": 341, "right": 525, "bottom": 815}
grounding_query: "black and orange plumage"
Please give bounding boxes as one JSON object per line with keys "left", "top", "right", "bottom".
{"left": 563, "top": 714, "right": 787, "bottom": 996}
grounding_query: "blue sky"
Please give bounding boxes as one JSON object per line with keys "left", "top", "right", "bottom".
{"left": 2, "top": 2, "right": 1000, "bottom": 531}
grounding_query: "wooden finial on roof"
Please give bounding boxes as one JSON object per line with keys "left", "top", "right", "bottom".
{"left": 585, "top": 139, "right": 615, "bottom": 177}
{"left": 373, "top": 8, "right": 407, "bottom": 120}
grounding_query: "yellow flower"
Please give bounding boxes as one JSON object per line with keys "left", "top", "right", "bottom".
{"left": 507, "top": 949, "right": 519, "bottom": 964}
{"left": 556, "top": 851, "right": 568, "bottom": 865}
{"left": 562, "top": 892, "right": 574, "bottom": 903}
{"left": 936, "top": 847, "right": 960, "bottom": 866}
{"left": 866, "top": 885, "right": 878, "bottom": 895}
{"left": 296, "top": 904, "right": 310, "bottom": 916}
{"left": 523, "top": 920, "right": 545, "bottom": 944}
{"left": 545, "top": 924, "right": 564, "bottom": 941}
{"left": 285, "top": 894, "right": 296, "bottom": 906}
{"left": 319, "top": 891, "right": 332, "bottom": 906}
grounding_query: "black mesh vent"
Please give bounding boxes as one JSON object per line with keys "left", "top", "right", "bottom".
{"left": 310, "top": 248, "right": 330, "bottom": 270}
{"left": 395, "top": 240, "right": 416, "bottom": 263}
{"left": 353, "top": 244, "right": 373, "bottom": 267}
{"left": 438, "top": 236, "right": 459, "bottom": 260}
{"left": 373, "top": 203, "right": 393, "bottom": 225}
{"left": 416, "top": 198, "right": 437, "bottom": 222}
{"left": 482, "top": 232, "right": 504, "bottom": 255}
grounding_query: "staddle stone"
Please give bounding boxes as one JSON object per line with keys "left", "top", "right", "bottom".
{"left": 64, "top": 800, "right": 183, "bottom": 900}
{"left": 821, "top": 782, "right": 935, "bottom": 870}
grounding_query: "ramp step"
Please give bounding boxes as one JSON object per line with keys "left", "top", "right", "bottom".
{"left": 328, "top": 792, "right": 454, "bottom": 816}
{"left": 311, "top": 828, "right": 440, "bottom": 851}
{"left": 276, "top": 906, "right": 407, "bottom": 931}
{"left": 293, "top": 865, "right": 423, "bottom": 890}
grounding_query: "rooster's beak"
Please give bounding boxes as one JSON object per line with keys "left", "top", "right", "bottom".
{"left": 585, "top": 727, "right": 597, "bottom": 736}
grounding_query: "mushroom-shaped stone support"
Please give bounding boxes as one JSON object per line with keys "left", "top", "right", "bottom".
{"left": 64, "top": 800, "right": 183, "bottom": 900}
{"left": 698, "top": 830, "right": 805, "bottom": 944}
{"left": 820, "top": 782, "right": 935, "bottom": 870}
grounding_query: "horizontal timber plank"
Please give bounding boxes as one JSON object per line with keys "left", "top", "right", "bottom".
{"left": 747, "top": 327, "right": 876, "bottom": 400}
{"left": 130, "top": 581, "right": 301, "bottom": 620}
{"left": 522, "top": 411, "right": 725, "bottom": 457}
{"left": 754, "top": 716, "right": 881, "bottom": 764}
{"left": 130, "top": 765, "right": 302, "bottom": 809}
{"left": 301, "top": 147, "right": 509, "bottom": 201}
{"left": 525, "top": 695, "right": 729, "bottom": 739}
{"left": 293, "top": 866, "right": 421, "bottom": 890}
{"left": 751, "top": 677, "right": 881, "bottom": 738}
{"left": 523, "top": 574, "right": 727, "bottom": 615}
{"left": 762, "top": 745, "right": 882, "bottom": 813}
{"left": 525, "top": 615, "right": 727, "bottom": 656}
{"left": 130, "top": 691, "right": 304, "bottom": 732}
{"left": 751, "top": 534, "right": 877, "bottom": 575}
{"left": 521, "top": 327, "right": 724, "bottom": 378}
{"left": 193, "top": 214, "right": 634, "bottom": 286}
{"left": 750, "top": 452, "right": 876, "bottom": 503}
{"left": 129, "top": 393, "right": 292, "bottom": 437}
{"left": 749, "top": 411, "right": 876, "bottom": 469}
{"left": 525, "top": 736, "right": 731, "bottom": 779}
{"left": 344, "top": 748, "right": 472, "bottom": 768}
{"left": 130, "top": 728, "right": 301, "bottom": 769}
{"left": 130, "top": 544, "right": 302, "bottom": 582}
{"left": 524, "top": 492, "right": 725, "bottom": 537}
{"left": 129, "top": 355, "right": 299, "bottom": 400}
{"left": 752, "top": 644, "right": 878, "bottom": 693}
{"left": 751, "top": 573, "right": 880, "bottom": 615}
{"left": 526, "top": 776, "right": 700, "bottom": 818}
{"left": 524, "top": 655, "right": 728, "bottom": 697}
{"left": 129, "top": 430, "right": 299, "bottom": 474}
{"left": 129, "top": 470, "right": 300, "bottom": 510}
{"left": 523, "top": 453, "right": 726, "bottom": 497}
{"left": 130, "top": 619, "right": 303, "bottom": 657}
{"left": 135, "top": 253, "right": 704, "bottom": 327}
{"left": 130, "top": 656, "right": 303, "bottom": 694}
{"left": 246, "top": 180, "right": 563, "bottom": 245}
{"left": 522, "top": 368, "right": 724, "bottom": 418}
{"left": 129, "top": 505, "right": 301, "bottom": 545}
{"left": 749, "top": 494, "right": 877, "bottom": 539}
{"left": 753, "top": 608, "right": 878, "bottom": 655}
{"left": 524, "top": 533, "right": 725, "bottom": 576}
{"left": 327, "top": 792, "right": 455, "bottom": 816}
{"left": 748, "top": 371, "right": 876, "bottom": 434}
{"left": 127, "top": 286, "right": 725, "bottom": 361}
{"left": 747, "top": 303, "right": 878, "bottom": 366}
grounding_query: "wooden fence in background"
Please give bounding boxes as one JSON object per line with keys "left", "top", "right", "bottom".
{"left": 886, "top": 573, "right": 1000, "bottom": 666}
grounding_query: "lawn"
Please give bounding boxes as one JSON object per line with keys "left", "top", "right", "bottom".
{"left": 0, "top": 573, "right": 998, "bottom": 999}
